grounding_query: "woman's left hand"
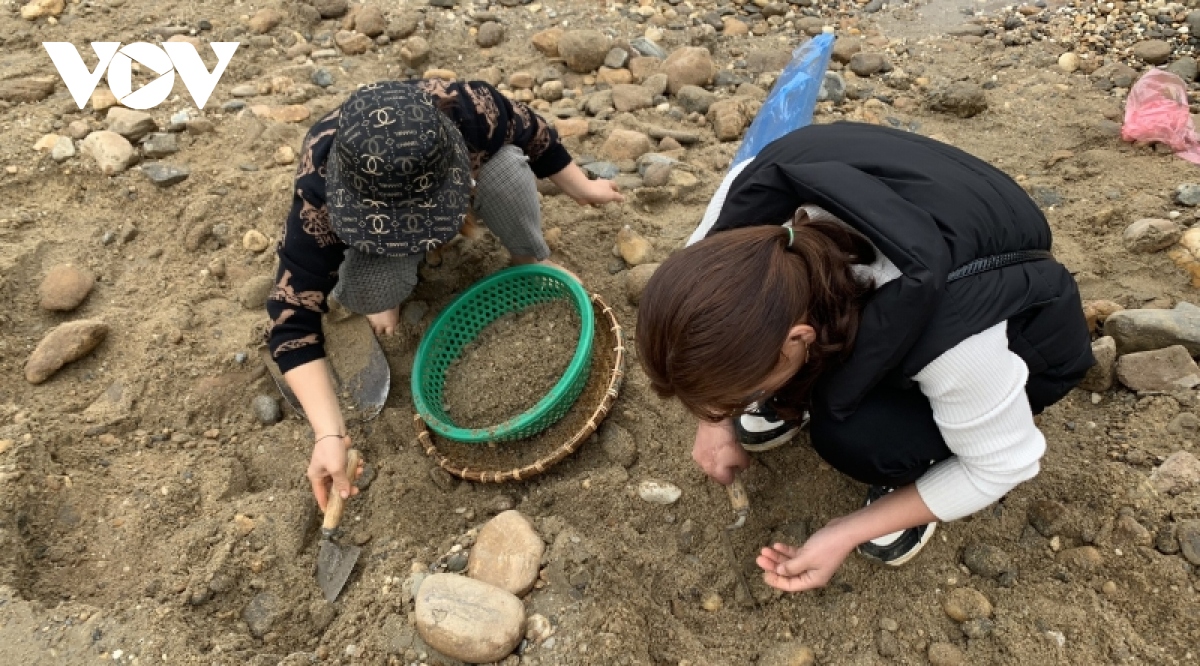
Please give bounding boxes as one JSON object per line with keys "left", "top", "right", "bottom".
{"left": 548, "top": 162, "right": 625, "bottom": 206}
{"left": 568, "top": 178, "right": 624, "bottom": 206}
{"left": 755, "top": 520, "right": 856, "bottom": 592}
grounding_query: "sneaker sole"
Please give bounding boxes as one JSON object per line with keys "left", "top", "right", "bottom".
{"left": 881, "top": 521, "right": 937, "bottom": 567}
{"left": 740, "top": 427, "right": 799, "bottom": 453}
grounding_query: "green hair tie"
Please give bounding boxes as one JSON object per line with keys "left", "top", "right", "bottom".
{"left": 786, "top": 226, "right": 794, "bottom": 248}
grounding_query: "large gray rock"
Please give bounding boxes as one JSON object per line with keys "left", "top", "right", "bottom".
{"left": 476, "top": 21, "right": 504, "bottom": 48}
{"left": 961, "top": 543, "right": 1013, "bottom": 580}
{"left": 1122, "top": 218, "right": 1181, "bottom": 253}
{"left": 335, "top": 30, "right": 373, "bottom": 55}
{"left": 1148, "top": 451, "right": 1200, "bottom": 495}
{"left": 354, "top": 3, "right": 387, "bottom": 37}
{"left": 25, "top": 320, "right": 109, "bottom": 384}
{"left": 1168, "top": 57, "right": 1199, "bottom": 83}
{"left": 1113, "top": 514, "right": 1152, "bottom": 547}
{"left": 927, "top": 82, "right": 987, "bottom": 118}
{"left": 141, "top": 132, "right": 179, "bottom": 158}
{"left": 142, "top": 163, "right": 190, "bottom": 187}
{"left": 39, "top": 264, "right": 95, "bottom": 311}
{"left": 106, "top": 107, "right": 157, "bottom": 141}
{"left": 664, "top": 47, "right": 715, "bottom": 95}
{"left": 630, "top": 36, "right": 668, "bottom": 60}
{"left": 625, "top": 263, "right": 660, "bottom": 305}
{"left": 582, "top": 89, "right": 614, "bottom": 116}
{"left": 82, "top": 131, "right": 137, "bottom": 175}
{"left": 530, "top": 27, "right": 563, "bottom": 57}
{"left": 616, "top": 224, "right": 654, "bottom": 264}
{"left": 819, "top": 72, "right": 846, "bottom": 104}
{"left": 610, "top": 84, "right": 654, "bottom": 112}
{"left": 467, "top": 510, "right": 544, "bottom": 597}
{"left": 1179, "top": 521, "right": 1200, "bottom": 566}
{"left": 314, "top": 0, "right": 348, "bottom": 18}
{"left": 848, "top": 52, "right": 887, "bottom": 77}
{"left": 1078, "top": 336, "right": 1116, "bottom": 392}
{"left": 243, "top": 591, "right": 284, "bottom": 638}
{"left": 388, "top": 13, "right": 418, "bottom": 40}
{"left": 1093, "top": 62, "right": 1138, "bottom": 90}
{"left": 253, "top": 395, "right": 282, "bottom": 425}
{"left": 759, "top": 643, "right": 816, "bottom": 666}
{"left": 415, "top": 574, "right": 525, "bottom": 664}
{"left": 1178, "top": 184, "right": 1200, "bottom": 207}
{"left": 708, "top": 97, "right": 749, "bottom": 141}
{"left": 832, "top": 38, "right": 861, "bottom": 64}
{"left": 942, "top": 587, "right": 993, "bottom": 622}
{"left": 599, "top": 422, "right": 639, "bottom": 467}
{"left": 1103, "top": 302, "right": 1200, "bottom": 356}
{"left": 558, "top": 30, "right": 609, "bottom": 73}
{"left": 675, "top": 85, "right": 716, "bottom": 115}
{"left": 928, "top": 643, "right": 966, "bottom": 666}
{"left": 948, "top": 24, "right": 987, "bottom": 37}
{"left": 248, "top": 7, "right": 283, "bottom": 34}
{"left": 736, "top": 82, "right": 768, "bottom": 101}
{"left": 642, "top": 72, "right": 669, "bottom": 97}
{"left": 0, "top": 77, "right": 56, "bottom": 103}
{"left": 604, "top": 47, "right": 629, "bottom": 69}
{"left": 1116, "top": 345, "right": 1200, "bottom": 392}
{"left": 1132, "top": 39, "right": 1172, "bottom": 65}
{"left": 1028, "top": 499, "right": 1074, "bottom": 538}
{"left": 400, "top": 36, "right": 430, "bottom": 68}
{"left": 50, "top": 135, "right": 75, "bottom": 162}
{"left": 239, "top": 275, "right": 275, "bottom": 309}
{"left": 641, "top": 161, "right": 672, "bottom": 187}
{"left": 745, "top": 48, "right": 791, "bottom": 74}
{"left": 602, "top": 130, "right": 653, "bottom": 162}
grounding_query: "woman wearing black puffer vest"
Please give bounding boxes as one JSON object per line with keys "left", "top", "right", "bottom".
{"left": 636, "top": 122, "right": 1094, "bottom": 591}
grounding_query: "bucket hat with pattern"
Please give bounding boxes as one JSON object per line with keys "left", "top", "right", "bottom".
{"left": 325, "top": 80, "right": 471, "bottom": 257}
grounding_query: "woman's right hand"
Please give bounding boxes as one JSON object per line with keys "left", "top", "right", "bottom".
{"left": 284, "top": 360, "right": 359, "bottom": 512}
{"left": 692, "top": 418, "right": 749, "bottom": 485}
{"left": 307, "top": 434, "right": 363, "bottom": 513}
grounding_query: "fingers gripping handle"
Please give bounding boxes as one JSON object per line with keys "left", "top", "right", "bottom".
{"left": 322, "top": 449, "right": 360, "bottom": 531}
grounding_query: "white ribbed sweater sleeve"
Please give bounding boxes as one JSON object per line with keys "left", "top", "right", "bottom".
{"left": 913, "top": 322, "right": 1046, "bottom": 522}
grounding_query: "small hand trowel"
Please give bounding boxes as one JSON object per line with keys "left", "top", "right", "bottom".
{"left": 316, "top": 448, "right": 362, "bottom": 602}
{"left": 259, "top": 313, "right": 390, "bottom": 421}
{"left": 719, "top": 475, "right": 757, "bottom": 608}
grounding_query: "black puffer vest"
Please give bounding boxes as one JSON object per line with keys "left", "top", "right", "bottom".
{"left": 709, "top": 122, "right": 1094, "bottom": 420}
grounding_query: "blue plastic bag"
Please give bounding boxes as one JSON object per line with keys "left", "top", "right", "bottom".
{"left": 732, "top": 34, "right": 835, "bottom": 166}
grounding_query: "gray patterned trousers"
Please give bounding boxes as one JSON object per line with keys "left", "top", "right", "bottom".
{"left": 332, "top": 145, "right": 549, "bottom": 315}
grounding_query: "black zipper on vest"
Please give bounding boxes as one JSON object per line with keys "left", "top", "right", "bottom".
{"left": 946, "top": 250, "right": 1055, "bottom": 283}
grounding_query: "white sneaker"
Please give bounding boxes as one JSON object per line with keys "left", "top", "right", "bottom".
{"left": 734, "top": 401, "right": 808, "bottom": 452}
{"left": 856, "top": 485, "right": 938, "bottom": 566}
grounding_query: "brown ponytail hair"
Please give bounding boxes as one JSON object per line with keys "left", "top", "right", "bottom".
{"left": 635, "top": 211, "right": 875, "bottom": 421}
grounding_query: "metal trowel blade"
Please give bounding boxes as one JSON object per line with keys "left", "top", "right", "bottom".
{"left": 323, "top": 315, "right": 390, "bottom": 421}
{"left": 257, "top": 312, "right": 390, "bottom": 421}
{"left": 317, "top": 538, "right": 361, "bottom": 602}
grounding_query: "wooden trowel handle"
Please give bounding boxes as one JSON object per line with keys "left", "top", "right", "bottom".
{"left": 727, "top": 477, "right": 749, "bottom": 513}
{"left": 322, "top": 449, "right": 360, "bottom": 531}
{"left": 726, "top": 476, "right": 750, "bottom": 530}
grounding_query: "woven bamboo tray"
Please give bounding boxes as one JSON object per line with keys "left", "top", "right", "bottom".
{"left": 414, "top": 292, "right": 625, "bottom": 482}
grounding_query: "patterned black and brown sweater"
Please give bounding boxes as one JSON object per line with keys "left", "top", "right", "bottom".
{"left": 265, "top": 79, "right": 572, "bottom": 375}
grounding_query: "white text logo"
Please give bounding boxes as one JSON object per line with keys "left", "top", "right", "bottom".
{"left": 42, "top": 42, "right": 239, "bottom": 110}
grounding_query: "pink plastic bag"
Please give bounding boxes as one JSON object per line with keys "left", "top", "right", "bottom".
{"left": 1121, "top": 69, "right": 1200, "bottom": 165}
